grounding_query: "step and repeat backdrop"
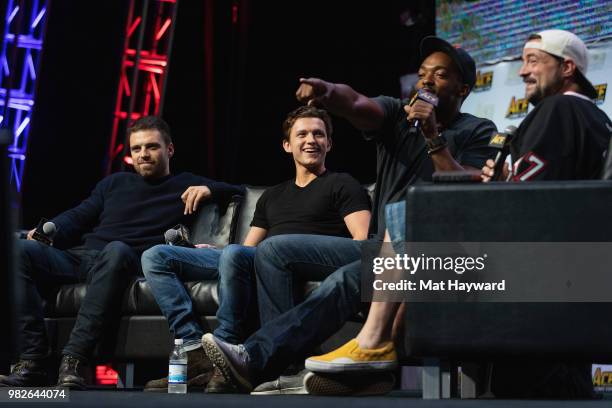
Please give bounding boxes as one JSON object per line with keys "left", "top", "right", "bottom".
{"left": 436, "top": 0, "right": 612, "bottom": 130}
{"left": 461, "top": 40, "right": 611, "bottom": 132}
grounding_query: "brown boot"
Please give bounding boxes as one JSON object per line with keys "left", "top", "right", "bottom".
{"left": 144, "top": 347, "right": 213, "bottom": 392}
{"left": 205, "top": 366, "right": 240, "bottom": 394}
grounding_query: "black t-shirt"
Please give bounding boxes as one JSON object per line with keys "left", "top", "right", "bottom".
{"left": 496, "top": 94, "right": 612, "bottom": 398}
{"left": 366, "top": 96, "right": 498, "bottom": 239}
{"left": 510, "top": 94, "right": 612, "bottom": 181}
{"left": 250, "top": 171, "right": 371, "bottom": 239}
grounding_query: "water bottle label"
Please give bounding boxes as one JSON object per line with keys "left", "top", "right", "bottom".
{"left": 168, "top": 363, "right": 187, "bottom": 384}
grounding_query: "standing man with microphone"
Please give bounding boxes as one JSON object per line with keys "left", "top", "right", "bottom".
{"left": 0, "top": 116, "right": 243, "bottom": 389}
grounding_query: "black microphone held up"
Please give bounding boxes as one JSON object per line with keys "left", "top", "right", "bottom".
{"left": 409, "top": 88, "right": 439, "bottom": 132}
{"left": 489, "top": 125, "right": 517, "bottom": 181}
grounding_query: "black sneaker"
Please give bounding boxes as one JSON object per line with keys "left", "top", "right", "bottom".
{"left": 0, "top": 360, "right": 49, "bottom": 387}
{"left": 56, "top": 355, "right": 87, "bottom": 390}
{"left": 251, "top": 369, "right": 308, "bottom": 395}
{"left": 205, "top": 366, "right": 239, "bottom": 394}
{"left": 201, "top": 333, "right": 253, "bottom": 392}
{"left": 304, "top": 371, "right": 395, "bottom": 396}
{"left": 144, "top": 347, "right": 214, "bottom": 392}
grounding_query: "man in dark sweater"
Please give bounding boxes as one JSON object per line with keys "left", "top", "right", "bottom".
{"left": 0, "top": 116, "right": 243, "bottom": 389}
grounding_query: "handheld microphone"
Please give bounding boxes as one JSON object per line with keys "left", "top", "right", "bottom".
{"left": 488, "top": 125, "right": 517, "bottom": 181}
{"left": 409, "top": 88, "right": 439, "bottom": 132}
{"left": 32, "top": 219, "right": 57, "bottom": 246}
{"left": 164, "top": 224, "right": 195, "bottom": 248}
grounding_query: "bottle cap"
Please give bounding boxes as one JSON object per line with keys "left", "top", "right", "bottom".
{"left": 174, "top": 339, "right": 183, "bottom": 345}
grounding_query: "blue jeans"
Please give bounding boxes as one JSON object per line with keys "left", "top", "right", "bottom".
{"left": 213, "top": 245, "right": 258, "bottom": 344}
{"left": 141, "top": 245, "right": 221, "bottom": 351}
{"left": 246, "top": 234, "right": 364, "bottom": 382}
{"left": 16, "top": 240, "right": 139, "bottom": 362}
{"left": 386, "top": 200, "right": 406, "bottom": 254}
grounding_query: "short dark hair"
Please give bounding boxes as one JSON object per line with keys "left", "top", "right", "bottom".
{"left": 527, "top": 33, "right": 542, "bottom": 42}
{"left": 282, "top": 106, "right": 333, "bottom": 142}
{"left": 127, "top": 116, "right": 172, "bottom": 145}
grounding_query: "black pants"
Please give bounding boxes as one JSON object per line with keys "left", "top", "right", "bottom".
{"left": 16, "top": 240, "right": 140, "bottom": 363}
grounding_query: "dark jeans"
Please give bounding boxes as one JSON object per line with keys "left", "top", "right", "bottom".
{"left": 16, "top": 240, "right": 140, "bottom": 363}
{"left": 214, "top": 244, "right": 259, "bottom": 344}
{"left": 247, "top": 234, "right": 364, "bottom": 382}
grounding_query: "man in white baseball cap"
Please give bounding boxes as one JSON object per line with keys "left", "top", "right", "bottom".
{"left": 482, "top": 29, "right": 611, "bottom": 182}
{"left": 521, "top": 29, "right": 597, "bottom": 103}
{"left": 481, "top": 29, "right": 611, "bottom": 399}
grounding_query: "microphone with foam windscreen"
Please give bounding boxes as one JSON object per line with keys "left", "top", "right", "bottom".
{"left": 164, "top": 224, "right": 195, "bottom": 248}
{"left": 408, "top": 88, "right": 439, "bottom": 133}
{"left": 489, "top": 125, "right": 517, "bottom": 181}
{"left": 32, "top": 219, "right": 57, "bottom": 245}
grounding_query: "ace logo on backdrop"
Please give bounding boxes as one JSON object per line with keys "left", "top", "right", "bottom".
{"left": 474, "top": 70, "right": 494, "bottom": 92}
{"left": 595, "top": 83, "right": 607, "bottom": 105}
{"left": 593, "top": 365, "right": 612, "bottom": 391}
{"left": 506, "top": 96, "right": 529, "bottom": 119}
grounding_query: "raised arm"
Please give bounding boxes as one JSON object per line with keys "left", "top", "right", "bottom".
{"left": 296, "top": 77, "right": 385, "bottom": 131}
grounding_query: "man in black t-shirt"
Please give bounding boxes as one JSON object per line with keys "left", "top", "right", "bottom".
{"left": 480, "top": 29, "right": 612, "bottom": 399}
{"left": 0, "top": 116, "right": 244, "bottom": 389}
{"left": 141, "top": 106, "right": 371, "bottom": 392}
{"left": 200, "top": 37, "right": 497, "bottom": 394}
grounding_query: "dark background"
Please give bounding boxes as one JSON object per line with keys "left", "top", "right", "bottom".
{"left": 4, "top": 0, "right": 434, "bottom": 228}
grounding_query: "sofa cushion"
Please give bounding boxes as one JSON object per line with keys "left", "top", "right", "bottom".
{"left": 46, "top": 278, "right": 220, "bottom": 317}
{"left": 232, "top": 186, "right": 266, "bottom": 245}
{"left": 190, "top": 199, "right": 239, "bottom": 247}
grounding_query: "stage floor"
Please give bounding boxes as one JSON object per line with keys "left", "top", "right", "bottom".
{"left": 4, "top": 390, "right": 610, "bottom": 408}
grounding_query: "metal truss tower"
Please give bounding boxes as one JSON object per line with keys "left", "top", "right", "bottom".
{"left": 0, "top": 0, "right": 48, "bottom": 193}
{"left": 107, "top": 0, "right": 178, "bottom": 173}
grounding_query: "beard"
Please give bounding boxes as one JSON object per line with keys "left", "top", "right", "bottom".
{"left": 526, "top": 87, "right": 543, "bottom": 106}
{"left": 134, "top": 162, "right": 160, "bottom": 179}
{"left": 526, "top": 68, "right": 564, "bottom": 106}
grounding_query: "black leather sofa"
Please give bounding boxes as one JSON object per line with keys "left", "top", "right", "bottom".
{"left": 39, "top": 178, "right": 612, "bottom": 395}
{"left": 42, "top": 186, "right": 365, "bottom": 387}
{"left": 401, "top": 180, "right": 612, "bottom": 399}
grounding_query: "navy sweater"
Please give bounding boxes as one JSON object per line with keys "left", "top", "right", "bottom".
{"left": 51, "top": 172, "right": 244, "bottom": 254}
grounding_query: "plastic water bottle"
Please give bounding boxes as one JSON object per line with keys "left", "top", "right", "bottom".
{"left": 168, "top": 339, "right": 187, "bottom": 394}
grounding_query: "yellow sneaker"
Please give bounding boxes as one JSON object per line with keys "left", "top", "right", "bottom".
{"left": 305, "top": 339, "right": 397, "bottom": 373}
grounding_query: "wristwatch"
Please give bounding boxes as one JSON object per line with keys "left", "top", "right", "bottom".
{"left": 425, "top": 133, "right": 448, "bottom": 155}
